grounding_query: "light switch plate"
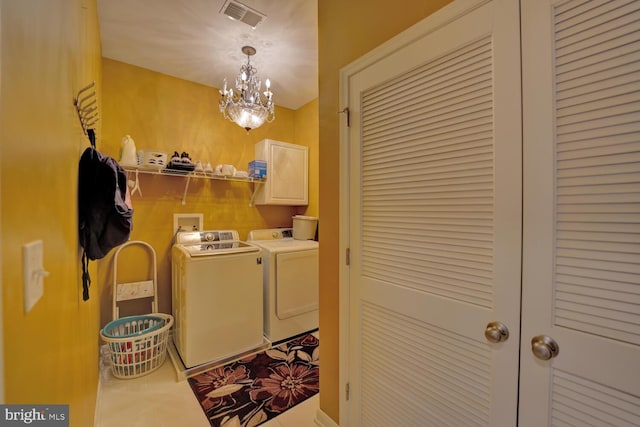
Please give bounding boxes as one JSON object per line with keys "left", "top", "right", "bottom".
{"left": 23, "top": 240, "right": 45, "bottom": 313}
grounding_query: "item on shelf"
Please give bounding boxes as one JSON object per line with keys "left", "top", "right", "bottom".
{"left": 214, "top": 164, "right": 236, "bottom": 177}
{"left": 248, "top": 160, "right": 267, "bottom": 178}
{"left": 204, "top": 162, "right": 214, "bottom": 174}
{"left": 139, "top": 150, "right": 168, "bottom": 170}
{"left": 166, "top": 151, "right": 195, "bottom": 172}
{"left": 119, "top": 135, "right": 138, "bottom": 167}
{"left": 234, "top": 170, "right": 249, "bottom": 178}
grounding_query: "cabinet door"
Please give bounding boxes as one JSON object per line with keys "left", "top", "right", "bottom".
{"left": 255, "top": 139, "right": 308, "bottom": 205}
{"left": 520, "top": 0, "right": 640, "bottom": 424}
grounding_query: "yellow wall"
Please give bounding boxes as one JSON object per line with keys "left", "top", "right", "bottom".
{"left": 294, "top": 98, "right": 320, "bottom": 218}
{"left": 1, "top": 0, "right": 102, "bottom": 425}
{"left": 317, "top": 0, "right": 453, "bottom": 421}
{"left": 99, "top": 59, "right": 319, "bottom": 326}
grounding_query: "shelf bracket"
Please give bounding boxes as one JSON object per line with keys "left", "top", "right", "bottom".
{"left": 181, "top": 175, "right": 191, "bottom": 205}
{"left": 249, "top": 181, "right": 264, "bottom": 207}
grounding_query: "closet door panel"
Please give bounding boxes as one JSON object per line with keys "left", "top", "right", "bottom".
{"left": 520, "top": 0, "right": 640, "bottom": 425}
{"left": 343, "top": 1, "right": 522, "bottom": 425}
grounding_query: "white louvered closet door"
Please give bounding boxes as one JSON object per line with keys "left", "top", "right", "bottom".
{"left": 520, "top": 0, "right": 640, "bottom": 425}
{"left": 345, "top": 1, "right": 522, "bottom": 426}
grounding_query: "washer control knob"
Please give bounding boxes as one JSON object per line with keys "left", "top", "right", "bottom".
{"left": 272, "top": 231, "right": 279, "bottom": 239}
{"left": 204, "top": 232, "right": 214, "bottom": 241}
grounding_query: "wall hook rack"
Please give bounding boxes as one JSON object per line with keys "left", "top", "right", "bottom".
{"left": 75, "top": 81, "right": 99, "bottom": 140}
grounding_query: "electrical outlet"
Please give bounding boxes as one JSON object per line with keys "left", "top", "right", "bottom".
{"left": 23, "top": 240, "right": 49, "bottom": 313}
{"left": 173, "top": 213, "right": 203, "bottom": 235}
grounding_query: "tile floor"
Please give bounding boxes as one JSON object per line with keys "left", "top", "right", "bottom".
{"left": 95, "top": 342, "right": 320, "bottom": 427}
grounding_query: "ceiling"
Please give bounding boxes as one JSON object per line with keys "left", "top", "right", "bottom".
{"left": 97, "top": 0, "right": 318, "bottom": 110}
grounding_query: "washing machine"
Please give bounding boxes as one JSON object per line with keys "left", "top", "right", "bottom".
{"left": 172, "top": 230, "right": 263, "bottom": 368}
{"left": 247, "top": 228, "right": 319, "bottom": 343}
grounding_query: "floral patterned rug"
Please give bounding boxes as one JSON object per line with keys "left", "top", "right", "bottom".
{"left": 188, "top": 334, "right": 319, "bottom": 427}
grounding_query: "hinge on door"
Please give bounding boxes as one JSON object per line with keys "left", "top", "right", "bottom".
{"left": 345, "top": 382, "right": 350, "bottom": 401}
{"left": 338, "top": 107, "right": 350, "bottom": 127}
{"left": 346, "top": 248, "right": 350, "bottom": 266}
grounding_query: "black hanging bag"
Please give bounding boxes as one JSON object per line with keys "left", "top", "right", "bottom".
{"left": 78, "top": 130, "right": 133, "bottom": 300}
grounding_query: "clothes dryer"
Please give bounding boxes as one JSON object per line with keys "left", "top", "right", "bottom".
{"left": 247, "top": 228, "right": 319, "bottom": 343}
{"left": 172, "top": 230, "right": 263, "bottom": 368}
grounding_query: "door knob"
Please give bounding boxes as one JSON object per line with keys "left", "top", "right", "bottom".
{"left": 531, "top": 335, "right": 559, "bottom": 360}
{"left": 485, "top": 321, "right": 509, "bottom": 343}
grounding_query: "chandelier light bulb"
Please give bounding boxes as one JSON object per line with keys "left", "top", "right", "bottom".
{"left": 219, "top": 45, "right": 275, "bottom": 132}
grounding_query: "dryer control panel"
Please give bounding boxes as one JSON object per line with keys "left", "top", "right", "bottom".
{"left": 247, "top": 228, "right": 293, "bottom": 241}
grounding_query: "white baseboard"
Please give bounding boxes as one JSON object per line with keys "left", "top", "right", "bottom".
{"left": 314, "top": 407, "right": 339, "bottom": 427}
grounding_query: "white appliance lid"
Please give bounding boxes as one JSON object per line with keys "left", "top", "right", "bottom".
{"left": 180, "top": 241, "right": 259, "bottom": 256}
{"left": 175, "top": 230, "right": 259, "bottom": 256}
{"left": 247, "top": 238, "right": 318, "bottom": 252}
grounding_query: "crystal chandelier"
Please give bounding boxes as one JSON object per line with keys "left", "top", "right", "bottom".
{"left": 219, "top": 46, "right": 275, "bottom": 132}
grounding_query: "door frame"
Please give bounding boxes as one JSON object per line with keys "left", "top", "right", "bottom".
{"left": 338, "top": 1, "right": 494, "bottom": 424}
{"left": 0, "top": 0, "right": 5, "bottom": 404}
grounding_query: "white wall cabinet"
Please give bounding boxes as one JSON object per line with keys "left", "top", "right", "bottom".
{"left": 254, "top": 139, "right": 308, "bottom": 206}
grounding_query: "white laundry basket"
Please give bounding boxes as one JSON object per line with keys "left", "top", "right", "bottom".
{"left": 100, "top": 240, "right": 173, "bottom": 379}
{"left": 100, "top": 313, "right": 173, "bottom": 379}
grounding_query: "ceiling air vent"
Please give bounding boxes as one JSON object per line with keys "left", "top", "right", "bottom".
{"left": 220, "top": 0, "right": 266, "bottom": 28}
